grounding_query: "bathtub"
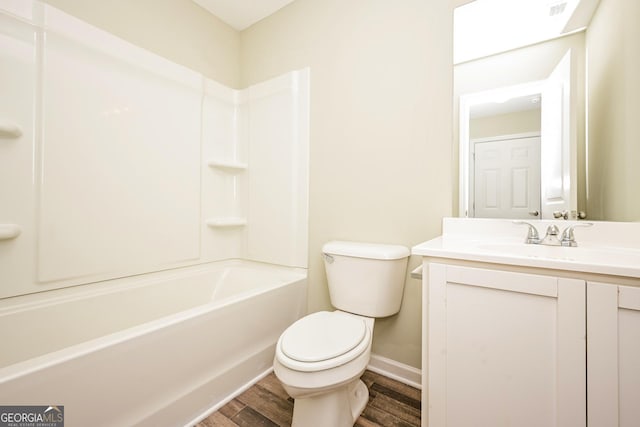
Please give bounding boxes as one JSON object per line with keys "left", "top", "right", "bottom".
{"left": 0, "top": 260, "right": 307, "bottom": 426}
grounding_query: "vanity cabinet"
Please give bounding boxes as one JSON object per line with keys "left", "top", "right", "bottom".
{"left": 422, "top": 261, "right": 640, "bottom": 427}
{"left": 587, "top": 283, "right": 640, "bottom": 427}
{"left": 414, "top": 218, "right": 640, "bottom": 427}
{"left": 425, "top": 263, "right": 586, "bottom": 427}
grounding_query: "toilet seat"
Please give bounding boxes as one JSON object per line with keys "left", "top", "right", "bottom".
{"left": 276, "top": 311, "right": 371, "bottom": 372}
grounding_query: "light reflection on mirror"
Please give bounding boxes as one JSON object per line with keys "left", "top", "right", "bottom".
{"left": 454, "top": 0, "right": 586, "bottom": 64}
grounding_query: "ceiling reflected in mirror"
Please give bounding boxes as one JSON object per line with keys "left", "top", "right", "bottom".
{"left": 454, "top": 0, "right": 600, "bottom": 64}
{"left": 470, "top": 93, "right": 541, "bottom": 119}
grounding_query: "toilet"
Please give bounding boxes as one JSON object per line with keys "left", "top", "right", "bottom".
{"left": 273, "top": 240, "right": 410, "bottom": 427}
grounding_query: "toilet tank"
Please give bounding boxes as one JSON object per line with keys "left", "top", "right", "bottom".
{"left": 322, "top": 241, "right": 410, "bottom": 317}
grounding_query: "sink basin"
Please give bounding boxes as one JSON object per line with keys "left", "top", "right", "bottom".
{"left": 412, "top": 218, "right": 640, "bottom": 279}
{"left": 477, "top": 242, "right": 640, "bottom": 267}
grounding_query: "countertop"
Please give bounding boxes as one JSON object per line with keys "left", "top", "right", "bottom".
{"left": 412, "top": 218, "right": 640, "bottom": 279}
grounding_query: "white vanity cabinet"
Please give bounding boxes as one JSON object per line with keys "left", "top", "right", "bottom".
{"left": 414, "top": 218, "right": 640, "bottom": 427}
{"left": 425, "top": 263, "right": 586, "bottom": 427}
{"left": 587, "top": 283, "right": 640, "bottom": 427}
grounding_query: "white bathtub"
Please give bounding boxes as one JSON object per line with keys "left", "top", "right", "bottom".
{"left": 0, "top": 260, "right": 307, "bottom": 426}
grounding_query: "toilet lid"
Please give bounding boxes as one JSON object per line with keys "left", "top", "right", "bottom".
{"left": 280, "top": 311, "right": 367, "bottom": 363}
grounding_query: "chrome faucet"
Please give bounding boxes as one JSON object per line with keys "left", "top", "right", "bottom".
{"left": 559, "top": 223, "right": 593, "bottom": 247}
{"left": 514, "top": 221, "right": 593, "bottom": 247}
{"left": 540, "top": 224, "right": 561, "bottom": 246}
{"left": 513, "top": 220, "right": 541, "bottom": 244}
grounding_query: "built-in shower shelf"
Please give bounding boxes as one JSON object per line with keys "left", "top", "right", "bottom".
{"left": 207, "top": 160, "right": 247, "bottom": 172}
{"left": 0, "top": 224, "right": 21, "bottom": 240}
{"left": 206, "top": 218, "right": 247, "bottom": 228}
{"left": 0, "top": 120, "right": 22, "bottom": 138}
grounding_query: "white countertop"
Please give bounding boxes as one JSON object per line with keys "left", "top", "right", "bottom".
{"left": 412, "top": 218, "right": 640, "bottom": 279}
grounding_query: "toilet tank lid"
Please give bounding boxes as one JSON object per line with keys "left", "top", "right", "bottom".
{"left": 322, "top": 241, "right": 410, "bottom": 260}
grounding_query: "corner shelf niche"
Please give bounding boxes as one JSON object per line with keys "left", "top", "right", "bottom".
{"left": 207, "top": 160, "right": 247, "bottom": 173}
{"left": 205, "top": 160, "right": 247, "bottom": 229}
{"left": 206, "top": 218, "right": 247, "bottom": 228}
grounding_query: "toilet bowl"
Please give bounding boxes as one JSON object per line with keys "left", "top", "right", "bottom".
{"left": 273, "top": 241, "right": 409, "bottom": 427}
{"left": 274, "top": 310, "right": 374, "bottom": 426}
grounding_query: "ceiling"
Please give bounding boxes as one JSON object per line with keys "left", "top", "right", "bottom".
{"left": 193, "top": 0, "right": 599, "bottom": 47}
{"left": 192, "top": 0, "right": 296, "bottom": 31}
{"left": 470, "top": 94, "right": 541, "bottom": 119}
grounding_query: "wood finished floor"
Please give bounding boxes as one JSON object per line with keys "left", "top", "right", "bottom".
{"left": 195, "top": 370, "right": 421, "bottom": 427}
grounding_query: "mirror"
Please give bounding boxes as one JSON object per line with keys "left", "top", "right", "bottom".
{"left": 459, "top": 53, "right": 575, "bottom": 220}
{"left": 454, "top": 0, "right": 640, "bottom": 222}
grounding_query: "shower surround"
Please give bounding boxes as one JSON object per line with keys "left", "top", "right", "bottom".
{"left": 0, "top": 2, "right": 309, "bottom": 425}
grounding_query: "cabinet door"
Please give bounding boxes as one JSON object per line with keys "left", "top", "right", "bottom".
{"left": 426, "top": 264, "right": 586, "bottom": 427}
{"left": 587, "top": 283, "right": 640, "bottom": 427}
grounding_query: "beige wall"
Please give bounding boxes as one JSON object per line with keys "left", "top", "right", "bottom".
{"left": 43, "top": 0, "right": 241, "bottom": 88}
{"left": 586, "top": 0, "right": 640, "bottom": 221}
{"left": 470, "top": 109, "right": 541, "bottom": 140}
{"left": 241, "top": 0, "right": 453, "bottom": 368}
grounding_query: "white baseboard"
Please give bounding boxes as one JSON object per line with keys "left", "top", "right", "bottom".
{"left": 367, "top": 353, "right": 422, "bottom": 390}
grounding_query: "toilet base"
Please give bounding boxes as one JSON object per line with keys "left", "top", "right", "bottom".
{"left": 291, "top": 378, "right": 369, "bottom": 427}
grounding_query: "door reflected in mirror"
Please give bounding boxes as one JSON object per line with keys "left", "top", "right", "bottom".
{"left": 454, "top": 0, "right": 640, "bottom": 222}
{"left": 459, "top": 51, "right": 575, "bottom": 220}
{"left": 464, "top": 89, "right": 542, "bottom": 219}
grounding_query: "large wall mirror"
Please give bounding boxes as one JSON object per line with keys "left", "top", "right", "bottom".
{"left": 454, "top": 0, "right": 640, "bottom": 222}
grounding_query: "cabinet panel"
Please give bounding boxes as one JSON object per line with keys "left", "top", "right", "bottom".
{"left": 446, "top": 282, "right": 556, "bottom": 426}
{"left": 619, "top": 308, "right": 640, "bottom": 426}
{"left": 427, "top": 263, "right": 586, "bottom": 427}
{"left": 587, "top": 283, "right": 640, "bottom": 427}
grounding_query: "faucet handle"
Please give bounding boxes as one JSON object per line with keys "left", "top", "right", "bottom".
{"left": 546, "top": 224, "right": 560, "bottom": 235}
{"left": 513, "top": 220, "right": 540, "bottom": 244}
{"left": 560, "top": 222, "right": 594, "bottom": 247}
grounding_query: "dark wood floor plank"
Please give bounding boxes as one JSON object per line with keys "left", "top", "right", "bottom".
{"left": 231, "top": 407, "right": 279, "bottom": 427}
{"left": 195, "top": 411, "right": 239, "bottom": 427}
{"left": 355, "top": 415, "right": 384, "bottom": 427}
{"left": 369, "top": 392, "right": 421, "bottom": 426}
{"left": 236, "top": 383, "right": 293, "bottom": 426}
{"left": 371, "top": 382, "right": 421, "bottom": 410}
{"left": 360, "top": 404, "right": 417, "bottom": 427}
{"left": 258, "top": 373, "right": 294, "bottom": 402}
{"left": 219, "top": 399, "right": 245, "bottom": 419}
{"left": 361, "top": 370, "right": 379, "bottom": 388}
